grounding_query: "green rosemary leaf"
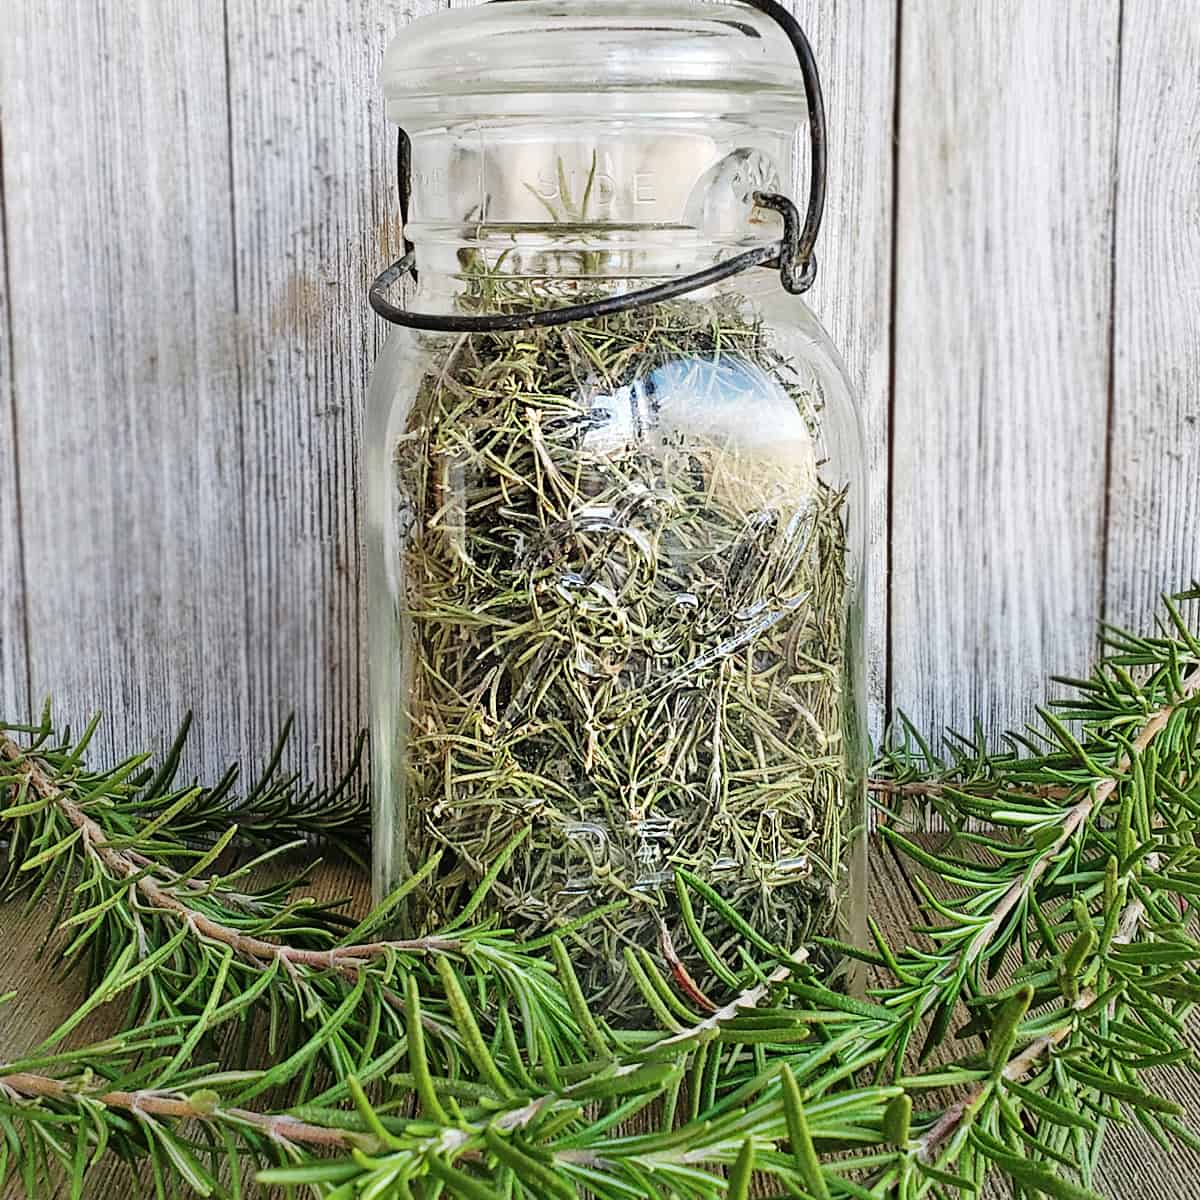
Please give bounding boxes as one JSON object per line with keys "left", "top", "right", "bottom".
{"left": 156, "top": 946, "right": 235, "bottom": 1080}
{"left": 676, "top": 870, "right": 786, "bottom": 958}
{"left": 17, "top": 827, "right": 83, "bottom": 873}
{"left": 340, "top": 1076, "right": 393, "bottom": 1153}
{"left": 622, "top": 948, "right": 685, "bottom": 1032}
{"left": 919, "top": 994, "right": 957, "bottom": 1065}
{"left": 988, "top": 985, "right": 1034, "bottom": 1072}
{"left": 233, "top": 970, "right": 369, "bottom": 1103}
{"left": 1003, "top": 1079, "right": 1099, "bottom": 1132}
{"left": 484, "top": 1129, "right": 576, "bottom": 1200}
{"left": 258, "top": 1161, "right": 363, "bottom": 1186}
{"left": 783, "top": 984, "right": 893, "bottom": 1024}
{"left": 1062, "top": 1064, "right": 1184, "bottom": 1114}
{"left": 725, "top": 1139, "right": 755, "bottom": 1200}
{"left": 565, "top": 1062, "right": 678, "bottom": 1104}
{"left": 443, "top": 829, "right": 530, "bottom": 934}
{"left": 408, "top": 974, "right": 453, "bottom": 1123}
{"left": 549, "top": 937, "right": 609, "bottom": 1059}
{"left": 780, "top": 1065, "right": 829, "bottom": 1200}
{"left": 969, "top": 1129, "right": 1103, "bottom": 1200}
{"left": 427, "top": 1153, "right": 510, "bottom": 1200}
{"left": 138, "top": 1118, "right": 217, "bottom": 1197}
{"left": 882, "top": 1094, "right": 911, "bottom": 1147}
{"left": 435, "top": 958, "right": 515, "bottom": 1099}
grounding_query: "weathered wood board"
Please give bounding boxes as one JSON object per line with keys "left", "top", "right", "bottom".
{"left": 0, "top": 0, "right": 250, "bottom": 778}
{"left": 2, "top": 10, "right": 1199, "bottom": 1198}
{"left": 0, "top": 181, "right": 25, "bottom": 715}
{"left": 0, "top": 0, "right": 1196, "bottom": 822}
{"left": 889, "top": 1, "right": 1121, "bottom": 736}
{"left": 1103, "top": 1, "right": 1200, "bottom": 636}
{"left": 789, "top": 0, "right": 897, "bottom": 735}
{"left": 224, "top": 0, "right": 411, "bottom": 786}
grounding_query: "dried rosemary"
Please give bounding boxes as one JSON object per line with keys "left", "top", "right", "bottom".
{"left": 391, "top": 287, "right": 856, "bottom": 1013}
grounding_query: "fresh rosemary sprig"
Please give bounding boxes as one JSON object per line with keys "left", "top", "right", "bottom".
{"left": 141, "top": 715, "right": 371, "bottom": 865}
{"left": 0, "top": 712, "right": 601, "bottom": 1096}
{"left": 2, "top": 594, "right": 1200, "bottom": 1198}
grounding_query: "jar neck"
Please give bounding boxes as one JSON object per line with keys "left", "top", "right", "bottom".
{"left": 407, "top": 220, "right": 783, "bottom": 313}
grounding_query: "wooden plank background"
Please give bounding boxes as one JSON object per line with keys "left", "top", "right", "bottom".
{"left": 0, "top": 0, "right": 1197, "bottom": 783}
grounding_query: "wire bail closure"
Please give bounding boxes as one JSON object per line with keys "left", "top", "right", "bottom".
{"left": 369, "top": 0, "right": 826, "bottom": 332}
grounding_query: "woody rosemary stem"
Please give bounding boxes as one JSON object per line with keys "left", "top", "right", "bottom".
{"left": 0, "top": 1072, "right": 353, "bottom": 1150}
{"left": 0, "top": 732, "right": 462, "bottom": 971}
{"left": 866, "top": 779, "right": 1069, "bottom": 801}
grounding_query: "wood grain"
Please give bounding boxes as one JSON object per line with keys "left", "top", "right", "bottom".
{"left": 790, "top": 0, "right": 897, "bottom": 740}
{"left": 889, "top": 1, "right": 1121, "bottom": 736}
{"left": 0, "top": 1, "right": 248, "bottom": 777}
{"left": 0, "top": 160, "right": 26, "bottom": 721}
{"left": 224, "top": 0, "right": 412, "bottom": 786}
{"left": 1103, "top": 1, "right": 1200, "bottom": 631}
{"left": 4, "top": 0, "right": 1193, "bottom": 778}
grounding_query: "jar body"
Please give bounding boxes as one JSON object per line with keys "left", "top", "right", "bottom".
{"left": 367, "top": 273, "right": 867, "bottom": 1011}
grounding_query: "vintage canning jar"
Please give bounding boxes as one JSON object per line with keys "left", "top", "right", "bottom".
{"left": 366, "top": 0, "right": 868, "bottom": 1012}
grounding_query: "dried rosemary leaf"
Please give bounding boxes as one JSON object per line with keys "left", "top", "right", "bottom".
{"left": 393, "top": 292, "right": 852, "bottom": 1014}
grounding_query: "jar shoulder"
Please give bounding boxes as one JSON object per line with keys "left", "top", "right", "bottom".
{"left": 368, "top": 283, "right": 861, "bottom": 428}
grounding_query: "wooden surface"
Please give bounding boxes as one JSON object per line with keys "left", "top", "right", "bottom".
{"left": 1, "top": 1, "right": 1197, "bottom": 779}
{"left": 2, "top": 845, "right": 1197, "bottom": 1199}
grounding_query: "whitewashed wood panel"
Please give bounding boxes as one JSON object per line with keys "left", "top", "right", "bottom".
{"left": 0, "top": 1, "right": 248, "bottom": 774}
{"left": 790, "top": 0, "right": 897, "bottom": 739}
{"left": 4, "top": 0, "right": 1196, "bottom": 779}
{"left": 223, "top": 0, "right": 897, "bottom": 779}
{"left": 890, "top": 1, "right": 1120, "bottom": 737}
{"left": 224, "top": 0, "right": 411, "bottom": 782}
{"left": 1105, "top": 2, "right": 1200, "bottom": 632}
{"left": 0, "top": 190, "right": 26, "bottom": 720}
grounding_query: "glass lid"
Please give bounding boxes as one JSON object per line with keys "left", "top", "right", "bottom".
{"left": 382, "top": 0, "right": 808, "bottom": 120}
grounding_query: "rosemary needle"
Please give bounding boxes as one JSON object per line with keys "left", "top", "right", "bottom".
{"left": 392, "top": 286, "right": 854, "bottom": 1015}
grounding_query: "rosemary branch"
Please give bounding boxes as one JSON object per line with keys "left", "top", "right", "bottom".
{"left": 0, "top": 732, "right": 462, "bottom": 972}
{"left": 940, "top": 661, "right": 1200, "bottom": 989}
{"left": 917, "top": 886, "right": 1151, "bottom": 1162}
{"left": 1, "top": 958, "right": 799, "bottom": 1187}
{"left": 866, "top": 779, "right": 1069, "bottom": 801}
{"left": 901, "top": 659, "right": 1200, "bottom": 1168}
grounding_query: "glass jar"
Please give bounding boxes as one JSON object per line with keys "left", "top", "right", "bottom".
{"left": 367, "top": 0, "right": 868, "bottom": 1012}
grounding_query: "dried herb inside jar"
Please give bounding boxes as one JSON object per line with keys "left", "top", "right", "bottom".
{"left": 393, "top": 292, "right": 852, "bottom": 1015}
